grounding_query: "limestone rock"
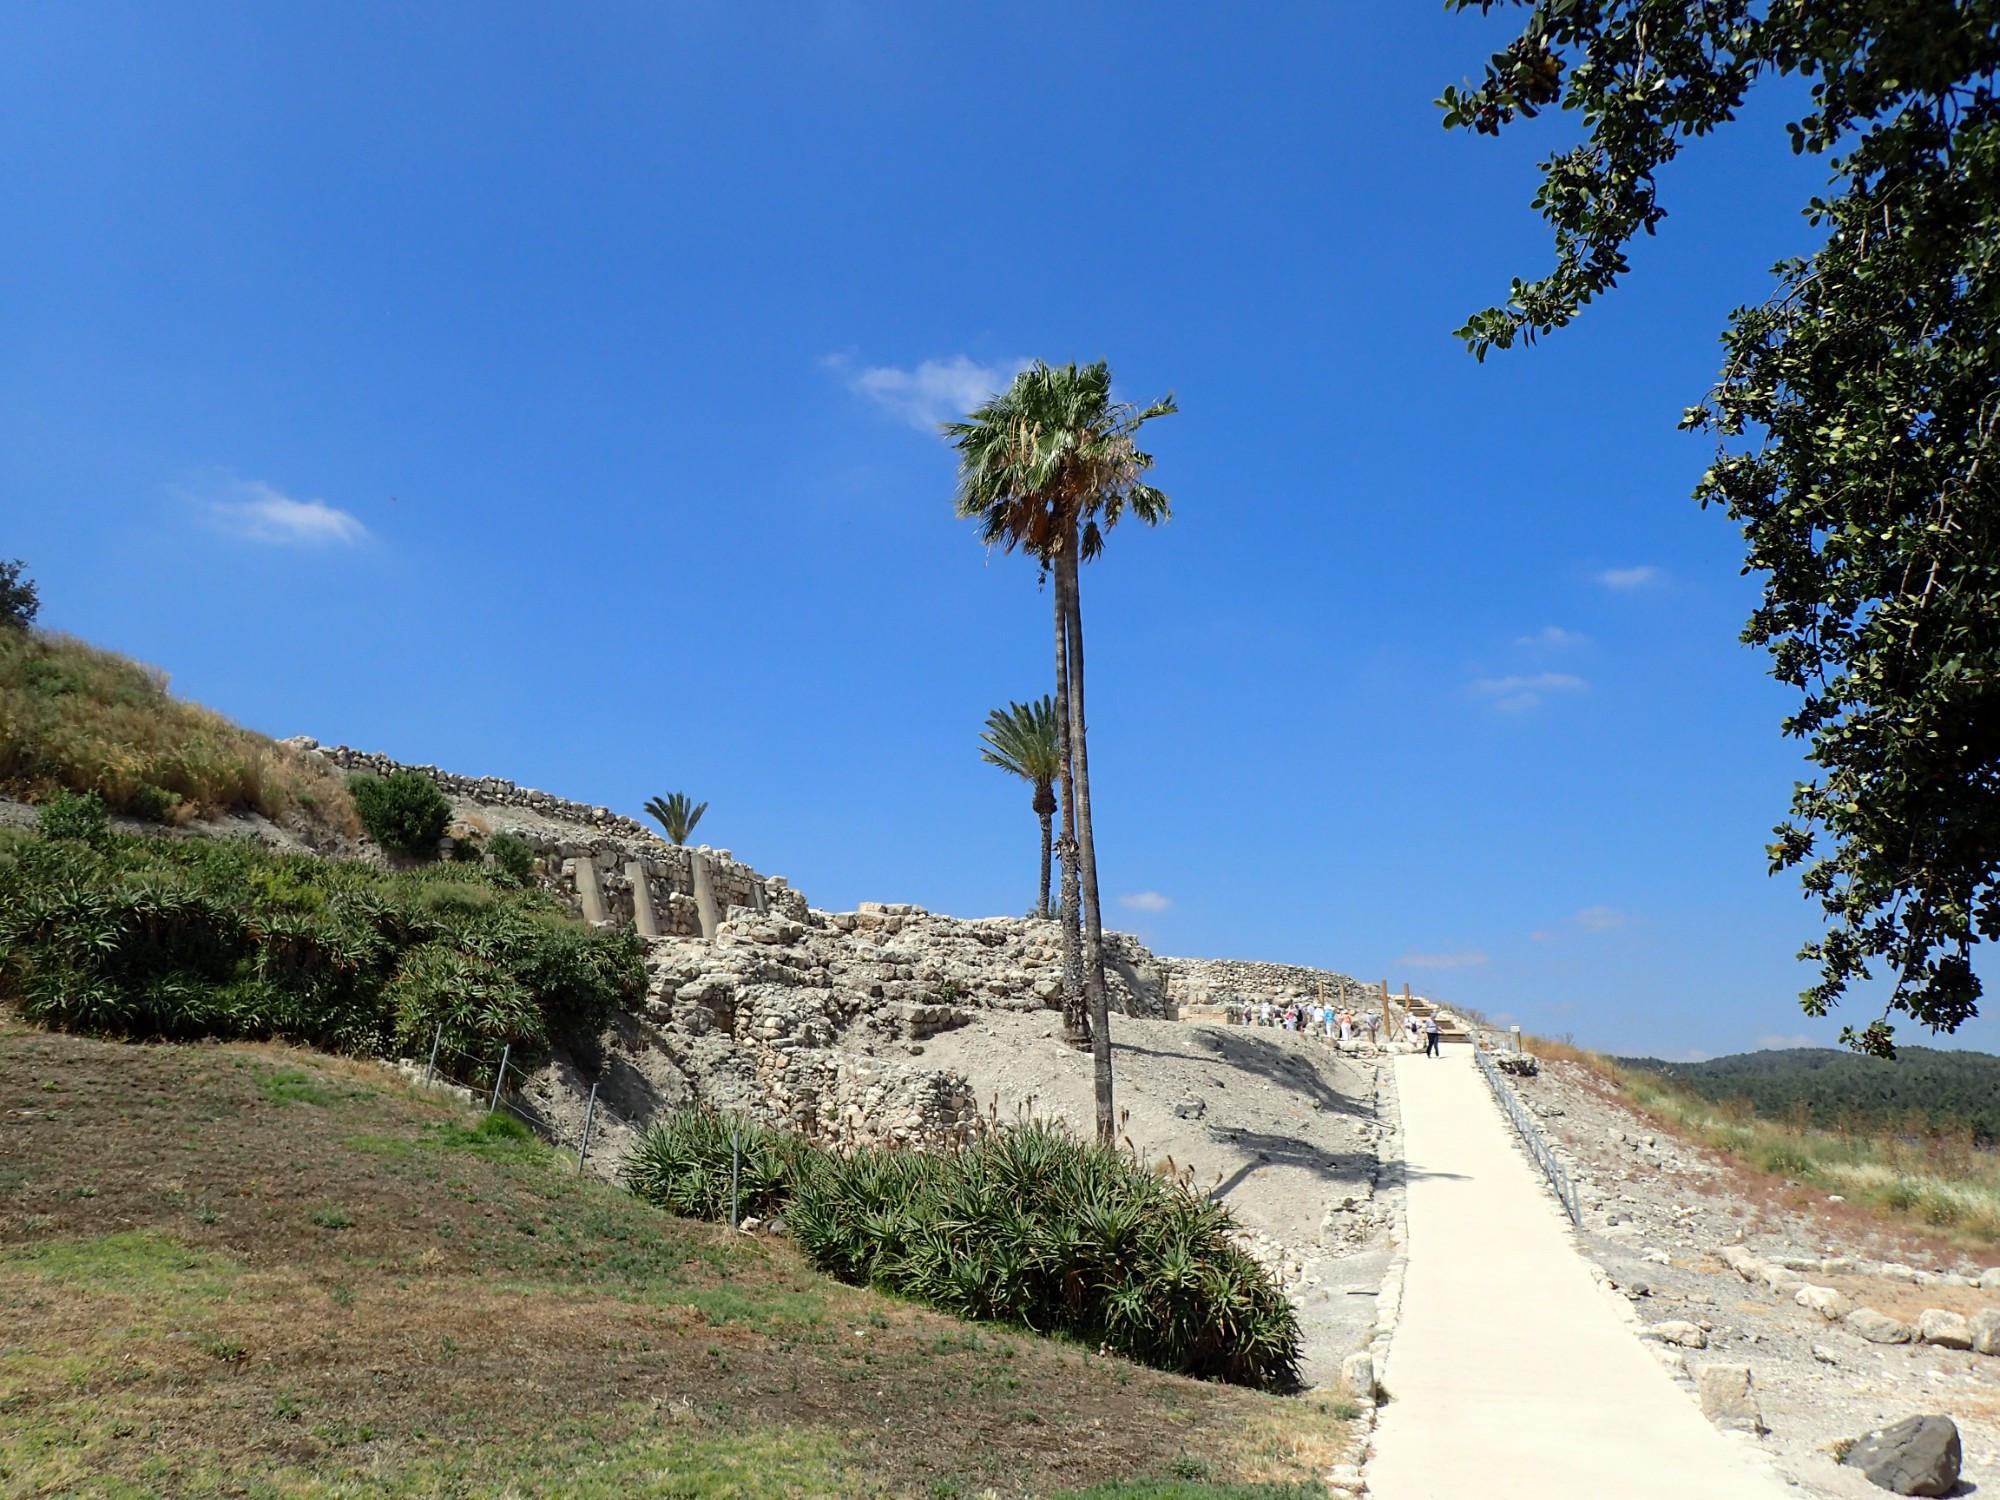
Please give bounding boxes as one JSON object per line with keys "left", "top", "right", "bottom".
{"left": 1978, "top": 1266, "right": 2000, "bottom": 1292}
{"left": 1338, "top": 1349, "right": 1379, "bottom": 1404}
{"left": 1846, "top": 1307, "right": 1915, "bottom": 1345}
{"left": 1694, "top": 1363, "right": 1766, "bottom": 1434}
{"left": 1842, "top": 1414, "right": 1961, "bottom": 1497}
{"left": 1916, "top": 1308, "right": 1972, "bottom": 1350}
{"left": 1970, "top": 1307, "right": 2000, "bottom": 1356}
{"left": 1639, "top": 1319, "right": 1708, "bottom": 1349}
{"left": 1794, "top": 1284, "right": 1851, "bottom": 1321}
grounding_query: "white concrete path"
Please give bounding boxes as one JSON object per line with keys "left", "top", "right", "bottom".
{"left": 1368, "top": 1051, "right": 1788, "bottom": 1500}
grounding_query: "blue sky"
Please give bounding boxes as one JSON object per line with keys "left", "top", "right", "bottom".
{"left": 6, "top": 2, "right": 1991, "bottom": 1060}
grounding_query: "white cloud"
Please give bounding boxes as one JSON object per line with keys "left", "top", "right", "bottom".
{"left": 1597, "top": 565, "right": 1663, "bottom": 590}
{"left": 1470, "top": 672, "right": 1587, "bottom": 713}
{"left": 1514, "top": 625, "right": 1588, "bottom": 651}
{"left": 1754, "top": 1033, "right": 1818, "bottom": 1052}
{"left": 1573, "top": 904, "right": 1629, "bottom": 933}
{"left": 197, "top": 479, "right": 369, "bottom": 546}
{"left": 1120, "top": 891, "right": 1171, "bottom": 912}
{"left": 826, "top": 353, "right": 1030, "bottom": 431}
{"left": 1399, "top": 949, "right": 1488, "bottom": 970}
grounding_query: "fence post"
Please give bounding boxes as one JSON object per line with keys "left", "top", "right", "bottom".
{"left": 577, "top": 1083, "right": 599, "bottom": 1177}
{"left": 489, "top": 1044, "right": 510, "bottom": 1113}
{"left": 729, "top": 1124, "right": 741, "bottom": 1229}
{"left": 425, "top": 1024, "right": 442, "bottom": 1086}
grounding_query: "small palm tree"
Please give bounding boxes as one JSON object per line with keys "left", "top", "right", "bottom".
{"left": 643, "top": 792, "right": 708, "bottom": 846}
{"left": 980, "top": 697, "right": 1061, "bottom": 919}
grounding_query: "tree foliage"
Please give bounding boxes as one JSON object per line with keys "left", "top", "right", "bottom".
{"left": 643, "top": 791, "right": 707, "bottom": 846}
{"left": 980, "top": 695, "right": 1062, "bottom": 918}
{"left": 0, "top": 560, "right": 38, "bottom": 632}
{"left": 1445, "top": 1, "right": 2000, "bottom": 1052}
{"left": 349, "top": 770, "right": 453, "bottom": 856}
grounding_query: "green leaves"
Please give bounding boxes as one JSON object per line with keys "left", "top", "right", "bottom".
{"left": 1448, "top": 0, "right": 2000, "bottom": 1050}
{"left": 625, "top": 1114, "right": 1303, "bottom": 1390}
{"left": 643, "top": 792, "right": 708, "bottom": 846}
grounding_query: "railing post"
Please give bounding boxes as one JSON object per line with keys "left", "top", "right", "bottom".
{"left": 577, "top": 1083, "right": 599, "bottom": 1176}
{"left": 489, "top": 1044, "right": 510, "bottom": 1113}
{"left": 729, "top": 1123, "right": 741, "bottom": 1229}
{"left": 425, "top": 1024, "right": 442, "bottom": 1085}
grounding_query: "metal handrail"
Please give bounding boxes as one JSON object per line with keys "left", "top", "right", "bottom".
{"left": 1472, "top": 1044, "right": 1583, "bottom": 1228}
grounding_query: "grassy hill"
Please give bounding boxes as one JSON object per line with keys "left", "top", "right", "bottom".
{"left": 0, "top": 627, "right": 355, "bottom": 834}
{"left": 1618, "top": 1045, "right": 2000, "bottom": 1145}
{"left": 0, "top": 1021, "right": 1348, "bottom": 1498}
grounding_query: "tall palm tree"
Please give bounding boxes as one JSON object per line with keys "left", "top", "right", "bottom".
{"left": 980, "top": 696, "right": 1061, "bottom": 919}
{"left": 643, "top": 792, "right": 708, "bottom": 846}
{"left": 945, "top": 360, "right": 1175, "bottom": 1145}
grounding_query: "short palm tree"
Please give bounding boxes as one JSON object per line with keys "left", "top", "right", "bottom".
{"left": 643, "top": 792, "right": 708, "bottom": 846}
{"left": 945, "top": 360, "right": 1175, "bottom": 1145}
{"left": 980, "top": 696, "right": 1061, "bottom": 919}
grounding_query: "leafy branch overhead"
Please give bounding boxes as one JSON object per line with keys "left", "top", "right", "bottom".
{"left": 644, "top": 792, "right": 707, "bottom": 846}
{"left": 1444, "top": 1, "right": 2000, "bottom": 1052}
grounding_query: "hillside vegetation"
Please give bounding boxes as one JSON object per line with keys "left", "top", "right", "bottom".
{"left": 0, "top": 627, "right": 355, "bottom": 830}
{"left": 0, "top": 1023, "right": 1347, "bottom": 1497}
{"left": 0, "top": 824, "right": 642, "bottom": 1065}
{"left": 1620, "top": 1045, "right": 2000, "bottom": 1145}
{"left": 1568, "top": 1045, "right": 2000, "bottom": 1243}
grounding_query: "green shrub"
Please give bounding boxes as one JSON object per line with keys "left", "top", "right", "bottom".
{"left": 0, "top": 560, "right": 38, "bottom": 631}
{"left": 487, "top": 831, "right": 538, "bottom": 887}
{"left": 36, "top": 789, "right": 110, "bottom": 848}
{"left": 0, "top": 830, "right": 643, "bottom": 1060}
{"left": 624, "top": 1114, "right": 1302, "bottom": 1390}
{"left": 126, "top": 783, "right": 182, "bottom": 823}
{"left": 349, "top": 771, "right": 451, "bottom": 856}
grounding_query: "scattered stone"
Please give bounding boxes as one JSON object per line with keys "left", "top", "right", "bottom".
{"left": 1978, "top": 1267, "right": 2000, "bottom": 1292}
{"left": 1810, "top": 1344, "right": 1840, "bottom": 1366}
{"left": 1172, "top": 1098, "right": 1206, "bottom": 1120}
{"left": 1970, "top": 1307, "right": 2000, "bottom": 1357}
{"left": 1846, "top": 1308, "right": 1915, "bottom": 1345}
{"left": 1494, "top": 1051, "right": 1538, "bottom": 1076}
{"left": 1639, "top": 1320, "right": 1708, "bottom": 1349}
{"left": 1841, "top": 1414, "right": 1961, "bottom": 1497}
{"left": 1915, "top": 1309, "right": 1972, "bottom": 1350}
{"left": 1339, "top": 1349, "right": 1379, "bottom": 1404}
{"left": 1795, "top": 1284, "right": 1851, "bottom": 1322}
{"left": 1694, "top": 1363, "right": 1767, "bottom": 1434}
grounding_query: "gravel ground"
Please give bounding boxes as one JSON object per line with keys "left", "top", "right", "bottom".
{"left": 1498, "top": 1054, "right": 2000, "bottom": 1498}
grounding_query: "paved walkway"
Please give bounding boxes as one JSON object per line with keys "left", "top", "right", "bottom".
{"left": 1367, "top": 1051, "right": 1788, "bottom": 1500}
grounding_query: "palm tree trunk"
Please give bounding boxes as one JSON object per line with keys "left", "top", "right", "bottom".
{"left": 1036, "top": 803, "right": 1053, "bottom": 920}
{"left": 1052, "top": 572, "right": 1089, "bottom": 1050}
{"left": 1058, "top": 541, "right": 1115, "bottom": 1145}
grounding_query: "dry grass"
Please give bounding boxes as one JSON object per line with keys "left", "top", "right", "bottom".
{"left": 0, "top": 629, "right": 357, "bottom": 832}
{"left": 1527, "top": 1032, "right": 2000, "bottom": 1248}
{"left": 0, "top": 1020, "right": 1350, "bottom": 1497}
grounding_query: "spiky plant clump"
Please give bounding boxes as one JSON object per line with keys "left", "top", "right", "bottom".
{"left": 623, "top": 1113, "right": 1302, "bottom": 1390}
{"left": 622, "top": 1109, "right": 805, "bottom": 1222}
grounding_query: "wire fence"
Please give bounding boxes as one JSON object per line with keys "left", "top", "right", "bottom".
{"left": 418, "top": 1027, "right": 603, "bottom": 1177}
{"left": 1472, "top": 1040, "right": 1582, "bottom": 1228}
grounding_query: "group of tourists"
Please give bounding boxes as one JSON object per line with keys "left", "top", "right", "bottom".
{"left": 1230, "top": 1000, "right": 1381, "bottom": 1043}
{"left": 1225, "top": 999, "right": 1447, "bottom": 1054}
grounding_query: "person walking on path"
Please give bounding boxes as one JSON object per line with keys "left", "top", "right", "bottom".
{"left": 1423, "top": 1014, "right": 1441, "bottom": 1057}
{"left": 1363, "top": 1011, "right": 1381, "bottom": 1048}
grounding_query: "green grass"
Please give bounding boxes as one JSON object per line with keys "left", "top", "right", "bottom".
{"left": 0, "top": 1230, "right": 238, "bottom": 1299}
{"left": 0, "top": 627, "right": 358, "bottom": 828}
{"left": 260, "top": 1067, "right": 345, "bottom": 1107}
{"left": 1612, "top": 1060, "right": 2000, "bottom": 1243}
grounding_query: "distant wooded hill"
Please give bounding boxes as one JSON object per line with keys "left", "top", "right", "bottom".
{"left": 1616, "top": 1046, "right": 2000, "bottom": 1145}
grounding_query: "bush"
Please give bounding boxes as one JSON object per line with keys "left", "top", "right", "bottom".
{"left": 36, "top": 788, "right": 110, "bottom": 848}
{"left": 0, "top": 830, "right": 644, "bottom": 1059}
{"left": 0, "top": 560, "right": 37, "bottom": 631}
{"left": 487, "top": 831, "right": 538, "bottom": 887}
{"left": 350, "top": 771, "right": 452, "bottom": 855}
{"left": 624, "top": 1114, "right": 1302, "bottom": 1390}
{"left": 126, "top": 783, "right": 183, "bottom": 823}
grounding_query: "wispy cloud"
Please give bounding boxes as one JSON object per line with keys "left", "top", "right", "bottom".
{"left": 825, "top": 353, "right": 1030, "bottom": 431}
{"left": 1531, "top": 904, "right": 1632, "bottom": 941}
{"left": 1754, "top": 1033, "right": 1818, "bottom": 1052}
{"left": 1120, "top": 891, "right": 1172, "bottom": 912}
{"left": 1597, "top": 565, "right": 1663, "bottom": 591}
{"left": 1470, "top": 672, "right": 1587, "bottom": 713}
{"left": 194, "top": 478, "right": 369, "bottom": 546}
{"left": 1399, "top": 949, "right": 1488, "bottom": 970}
{"left": 1513, "top": 625, "right": 1588, "bottom": 651}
